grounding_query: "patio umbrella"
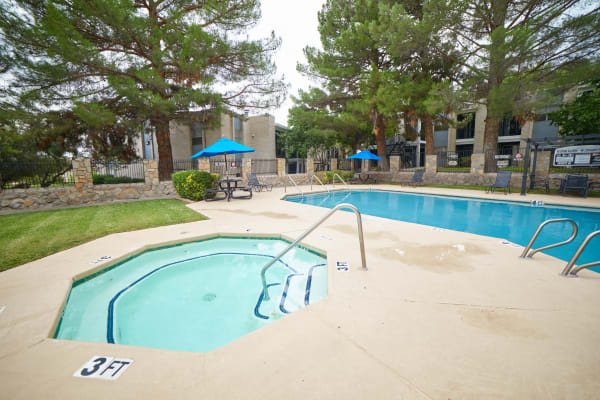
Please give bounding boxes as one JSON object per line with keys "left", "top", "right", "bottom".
{"left": 348, "top": 150, "right": 383, "bottom": 161}
{"left": 190, "top": 137, "right": 255, "bottom": 177}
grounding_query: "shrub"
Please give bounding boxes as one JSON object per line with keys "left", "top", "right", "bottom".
{"left": 93, "top": 174, "right": 144, "bottom": 184}
{"left": 171, "top": 170, "right": 219, "bottom": 201}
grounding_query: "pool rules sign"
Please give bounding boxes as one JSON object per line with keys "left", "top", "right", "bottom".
{"left": 74, "top": 356, "right": 133, "bottom": 380}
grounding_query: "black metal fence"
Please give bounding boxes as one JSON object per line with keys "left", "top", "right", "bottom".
{"left": 251, "top": 159, "right": 277, "bottom": 175}
{"left": 314, "top": 160, "right": 330, "bottom": 172}
{"left": 0, "top": 158, "right": 74, "bottom": 189}
{"left": 286, "top": 158, "right": 306, "bottom": 174}
{"left": 338, "top": 159, "right": 351, "bottom": 171}
{"left": 92, "top": 159, "right": 145, "bottom": 185}
{"left": 399, "top": 151, "right": 419, "bottom": 170}
{"left": 484, "top": 150, "right": 524, "bottom": 172}
{"left": 172, "top": 159, "right": 198, "bottom": 173}
{"left": 210, "top": 159, "right": 241, "bottom": 176}
{"left": 437, "top": 150, "right": 472, "bottom": 172}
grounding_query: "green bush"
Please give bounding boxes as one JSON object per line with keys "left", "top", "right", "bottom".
{"left": 171, "top": 170, "right": 220, "bottom": 201}
{"left": 93, "top": 174, "right": 144, "bottom": 184}
{"left": 317, "top": 170, "right": 355, "bottom": 183}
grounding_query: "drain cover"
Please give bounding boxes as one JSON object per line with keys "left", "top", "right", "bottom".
{"left": 203, "top": 293, "right": 216, "bottom": 302}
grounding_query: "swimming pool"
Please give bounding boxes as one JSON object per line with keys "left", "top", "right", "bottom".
{"left": 285, "top": 190, "right": 600, "bottom": 272}
{"left": 55, "top": 237, "right": 327, "bottom": 352}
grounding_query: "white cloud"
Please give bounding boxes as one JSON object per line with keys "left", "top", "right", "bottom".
{"left": 250, "top": 0, "right": 325, "bottom": 125}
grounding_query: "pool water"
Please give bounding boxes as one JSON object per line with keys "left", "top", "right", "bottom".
{"left": 286, "top": 190, "right": 600, "bottom": 272}
{"left": 55, "top": 237, "right": 327, "bottom": 352}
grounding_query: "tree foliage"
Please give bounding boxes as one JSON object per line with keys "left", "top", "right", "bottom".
{"left": 0, "top": 0, "right": 286, "bottom": 176}
{"left": 550, "top": 80, "right": 600, "bottom": 136}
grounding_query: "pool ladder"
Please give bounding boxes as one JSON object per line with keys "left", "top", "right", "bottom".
{"left": 310, "top": 174, "right": 330, "bottom": 193}
{"left": 520, "top": 218, "right": 600, "bottom": 276}
{"left": 260, "top": 203, "right": 367, "bottom": 301}
{"left": 331, "top": 173, "right": 349, "bottom": 188}
{"left": 284, "top": 175, "right": 303, "bottom": 197}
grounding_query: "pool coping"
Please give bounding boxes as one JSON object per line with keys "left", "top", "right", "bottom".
{"left": 1, "top": 185, "right": 600, "bottom": 399}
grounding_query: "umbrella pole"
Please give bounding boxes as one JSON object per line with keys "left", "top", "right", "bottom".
{"left": 224, "top": 152, "right": 228, "bottom": 178}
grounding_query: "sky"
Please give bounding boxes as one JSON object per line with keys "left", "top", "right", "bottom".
{"left": 249, "top": 0, "right": 326, "bottom": 126}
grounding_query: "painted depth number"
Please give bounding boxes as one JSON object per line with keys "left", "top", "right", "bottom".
{"left": 74, "top": 356, "right": 133, "bottom": 380}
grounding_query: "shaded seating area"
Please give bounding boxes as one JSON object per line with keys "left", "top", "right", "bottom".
{"left": 560, "top": 174, "right": 589, "bottom": 198}
{"left": 247, "top": 173, "right": 273, "bottom": 192}
{"left": 204, "top": 177, "right": 252, "bottom": 202}
{"left": 397, "top": 170, "right": 424, "bottom": 187}
{"left": 348, "top": 173, "right": 378, "bottom": 184}
{"left": 486, "top": 171, "right": 512, "bottom": 194}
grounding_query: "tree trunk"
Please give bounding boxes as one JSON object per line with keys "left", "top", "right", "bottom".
{"left": 373, "top": 109, "right": 389, "bottom": 170}
{"left": 423, "top": 114, "right": 434, "bottom": 155}
{"left": 483, "top": 115, "right": 500, "bottom": 172}
{"left": 153, "top": 118, "right": 174, "bottom": 181}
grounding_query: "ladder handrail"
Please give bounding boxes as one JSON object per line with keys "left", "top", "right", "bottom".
{"left": 561, "top": 230, "right": 600, "bottom": 276}
{"left": 520, "top": 218, "right": 578, "bottom": 258}
{"left": 332, "top": 173, "right": 348, "bottom": 188}
{"left": 260, "top": 203, "right": 367, "bottom": 300}
{"left": 284, "top": 175, "right": 303, "bottom": 196}
{"left": 310, "top": 174, "right": 330, "bottom": 192}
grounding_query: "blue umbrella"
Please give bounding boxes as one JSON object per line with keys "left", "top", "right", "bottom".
{"left": 348, "top": 150, "right": 383, "bottom": 161}
{"left": 190, "top": 137, "right": 255, "bottom": 176}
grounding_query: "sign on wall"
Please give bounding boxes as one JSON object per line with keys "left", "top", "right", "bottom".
{"left": 553, "top": 145, "right": 600, "bottom": 167}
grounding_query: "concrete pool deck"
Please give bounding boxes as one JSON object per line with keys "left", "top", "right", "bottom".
{"left": 1, "top": 185, "right": 599, "bottom": 399}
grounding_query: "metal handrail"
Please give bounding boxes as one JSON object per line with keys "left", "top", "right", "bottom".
{"left": 520, "top": 218, "right": 578, "bottom": 258}
{"left": 332, "top": 173, "right": 348, "bottom": 188}
{"left": 310, "top": 174, "right": 330, "bottom": 192}
{"left": 260, "top": 203, "right": 367, "bottom": 300}
{"left": 561, "top": 230, "right": 600, "bottom": 276}
{"left": 284, "top": 175, "right": 303, "bottom": 196}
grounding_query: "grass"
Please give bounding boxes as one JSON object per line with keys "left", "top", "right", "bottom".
{"left": 0, "top": 199, "right": 207, "bottom": 272}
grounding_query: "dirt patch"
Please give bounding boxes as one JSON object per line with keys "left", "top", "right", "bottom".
{"left": 458, "top": 308, "right": 546, "bottom": 339}
{"left": 375, "top": 243, "right": 488, "bottom": 273}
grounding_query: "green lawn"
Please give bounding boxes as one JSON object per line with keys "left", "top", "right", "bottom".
{"left": 0, "top": 199, "right": 207, "bottom": 272}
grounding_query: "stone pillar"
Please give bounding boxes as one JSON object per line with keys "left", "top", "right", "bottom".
{"left": 198, "top": 158, "right": 210, "bottom": 173}
{"left": 534, "top": 151, "right": 552, "bottom": 176}
{"left": 425, "top": 154, "right": 437, "bottom": 174}
{"left": 361, "top": 159, "right": 369, "bottom": 172}
{"left": 242, "top": 158, "right": 252, "bottom": 181}
{"left": 470, "top": 153, "right": 485, "bottom": 175}
{"left": 143, "top": 160, "right": 159, "bottom": 187}
{"left": 306, "top": 158, "right": 314, "bottom": 176}
{"left": 447, "top": 112, "right": 457, "bottom": 152}
{"left": 330, "top": 158, "right": 338, "bottom": 171}
{"left": 73, "top": 158, "right": 93, "bottom": 190}
{"left": 277, "top": 158, "right": 286, "bottom": 178}
{"left": 390, "top": 155, "right": 400, "bottom": 173}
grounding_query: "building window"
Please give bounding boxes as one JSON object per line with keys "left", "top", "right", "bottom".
{"left": 191, "top": 122, "right": 203, "bottom": 154}
{"left": 456, "top": 112, "right": 475, "bottom": 139}
{"left": 498, "top": 114, "right": 522, "bottom": 137}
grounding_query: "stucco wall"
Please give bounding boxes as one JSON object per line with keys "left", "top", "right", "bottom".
{"left": 169, "top": 120, "right": 192, "bottom": 159}
{"left": 244, "top": 114, "right": 276, "bottom": 159}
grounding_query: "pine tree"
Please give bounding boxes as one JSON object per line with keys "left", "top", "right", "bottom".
{"left": 436, "top": 0, "right": 600, "bottom": 170}
{"left": 299, "top": 0, "right": 400, "bottom": 169}
{"left": 0, "top": 0, "right": 286, "bottom": 178}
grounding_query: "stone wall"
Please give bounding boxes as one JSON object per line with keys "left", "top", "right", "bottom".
{"left": 1, "top": 159, "right": 176, "bottom": 213}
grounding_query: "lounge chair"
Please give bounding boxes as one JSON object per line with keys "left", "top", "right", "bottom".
{"left": 486, "top": 171, "right": 512, "bottom": 194}
{"left": 348, "top": 173, "right": 361, "bottom": 184}
{"left": 560, "top": 174, "right": 588, "bottom": 198}
{"left": 398, "top": 170, "right": 424, "bottom": 187}
{"left": 247, "top": 173, "right": 272, "bottom": 192}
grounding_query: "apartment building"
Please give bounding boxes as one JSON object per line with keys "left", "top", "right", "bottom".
{"left": 137, "top": 112, "right": 277, "bottom": 162}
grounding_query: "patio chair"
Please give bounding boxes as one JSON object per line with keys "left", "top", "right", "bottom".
{"left": 486, "top": 171, "right": 512, "bottom": 194}
{"left": 348, "top": 173, "right": 361, "bottom": 184}
{"left": 560, "top": 174, "right": 589, "bottom": 198}
{"left": 398, "top": 170, "right": 425, "bottom": 187}
{"left": 203, "top": 188, "right": 229, "bottom": 202}
{"left": 247, "top": 173, "right": 272, "bottom": 192}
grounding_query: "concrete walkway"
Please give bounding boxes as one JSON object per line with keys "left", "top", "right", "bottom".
{"left": 0, "top": 185, "right": 599, "bottom": 399}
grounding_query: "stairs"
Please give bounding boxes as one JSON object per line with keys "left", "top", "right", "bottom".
{"left": 254, "top": 263, "right": 326, "bottom": 320}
